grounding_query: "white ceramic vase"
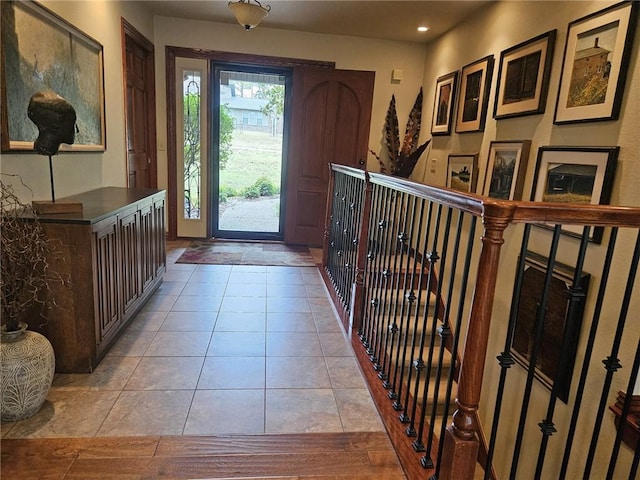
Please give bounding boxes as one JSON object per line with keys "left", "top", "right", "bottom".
{"left": 1, "top": 323, "right": 55, "bottom": 422}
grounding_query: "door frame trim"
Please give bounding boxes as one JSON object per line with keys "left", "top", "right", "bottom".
{"left": 121, "top": 18, "right": 157, "bottom": 188}
{"left": 165, "top": 46, "right": 334, "bottom": 240}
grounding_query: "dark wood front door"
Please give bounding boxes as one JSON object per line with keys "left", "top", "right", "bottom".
{"left": 284, "top": 67, "right": 374, "bottom": 246}
{"left": 123, "top": 21, "right": 156, "bottom": 188}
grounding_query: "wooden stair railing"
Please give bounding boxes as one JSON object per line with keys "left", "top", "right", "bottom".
{"left": 321, "top": 164, "right": 640, "bottom": 480}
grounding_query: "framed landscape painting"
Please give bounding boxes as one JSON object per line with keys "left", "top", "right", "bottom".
{"left": 0, "top": 0, "right": 106, "bottom": 152}
{"left": 431, "top": 71, "right": 458, "bottom": 135}
{"left": 446, "top": 153, "right": 478, "bottom": 193}
{"left": 554, "top": 1, "right": 638, "bottom": 124}
{"left": 483, "top": 140, "right": 531, "bottom": 200}
{"left": 455, "top": 55, "right": 494, "bottom": 133}
{"left": 494, "top": 30, "right": 556, "bottom": 119}
{"left": 531, "top": 146, "right": 619, "bottom": 243}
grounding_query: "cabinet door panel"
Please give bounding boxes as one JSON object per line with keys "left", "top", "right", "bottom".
{"left": 119, "top": 208, "right": 140, "bottom": 317}
{"left": 92, "top": 217, "right": 120, "bottom": 350}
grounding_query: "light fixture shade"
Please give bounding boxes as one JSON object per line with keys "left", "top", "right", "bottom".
{"left": 228, "top": 1, "right": 270, "bottom": 30}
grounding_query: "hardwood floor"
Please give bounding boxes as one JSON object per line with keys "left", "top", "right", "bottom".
{"left": 1, "top": 432, "right": 407, "bottom": 479}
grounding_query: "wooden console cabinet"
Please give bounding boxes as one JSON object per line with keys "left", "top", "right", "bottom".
{"left": 33, "top": 187, "right": 166, "bottom": 373}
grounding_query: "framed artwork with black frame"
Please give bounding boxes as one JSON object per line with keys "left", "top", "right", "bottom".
{"left": 531, "top": 146, "right": 619, "bottom": 243}
{"left": 455, "top": 55, "right": 494, "bottom": 133}
{"left": 511, "top": 251, "right": 590, "bottom": 404}
{"left": 482, "top": 140, "right": 531, "bottom": 200}
{"left": 494, "top": 30, "right": 556, "bottom": 119}
{"left": 431, "top": 71, "right": 458, "bottom": 135}
{"left": 446, "top": 153, "right": 478, "bottom": 193}
{"left": 554, "top": 1, "right": 638, "bottom": 124}
{"left": 0, "top": 0, "right": 106, "bottom": 152}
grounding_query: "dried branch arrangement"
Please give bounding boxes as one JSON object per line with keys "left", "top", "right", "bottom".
{"left": 1, "top": 178, "right": 64, "bottom": 332}
{"left": 370, "top": 88, "right": 431, "bottom": 178}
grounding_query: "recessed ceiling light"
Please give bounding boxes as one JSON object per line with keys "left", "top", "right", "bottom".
{"left": 417, "top": 26, "right": 429, "bottom": 32}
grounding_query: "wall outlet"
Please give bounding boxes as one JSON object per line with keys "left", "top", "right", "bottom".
{"left": 430, "top": 158, "right": 437, "bottom": 173}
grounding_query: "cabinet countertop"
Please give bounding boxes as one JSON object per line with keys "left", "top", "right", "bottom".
{"left": 33, "top": 187, "right": 165, "bottom": 225}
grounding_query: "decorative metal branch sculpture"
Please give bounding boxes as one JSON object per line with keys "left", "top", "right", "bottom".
{"left": 370, "top": 88, "right": 431, "bottom": 178}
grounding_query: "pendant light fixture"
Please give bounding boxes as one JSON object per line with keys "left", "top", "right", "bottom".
{"left": 228, "top": 0, "right": 271, "bottom": 31}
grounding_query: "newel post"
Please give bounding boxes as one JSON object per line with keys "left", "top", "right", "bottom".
{"left": 439, "top": 212, "right": 510, "bottom": 480}
{"left": 349, "top": 172, "right": 372, "bottom": 335}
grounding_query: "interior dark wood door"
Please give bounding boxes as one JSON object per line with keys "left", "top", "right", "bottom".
{"left": 284, "top": 67, "right": 374, "bottom": 246}
{"left": 124, "top": 23, "right": 156, "bottom": 188}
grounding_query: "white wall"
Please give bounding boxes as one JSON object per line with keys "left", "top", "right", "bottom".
{"left": 152, "top": 15, "right": 429, "bottom": 195}
{"left": 417, "top": 1, "right": 639, "bottom": 478}
{"left": 1, "top": 0, "right": 153, "bottom": 200}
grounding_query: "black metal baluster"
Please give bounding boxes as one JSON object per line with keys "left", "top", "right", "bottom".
{"left": 406, "top": 203, "right": 444, "bottom": 438}
{"left": 375, "top": 190, "right": 406, "bottom": 367}
{"left": 510, "top": 224, "right": 562, "bottom": 479}
{"left": 379, "top": 195, "right": 419, "bottom": 384}
{"left": 415, "top": 206, "right": 453, "bottom": 456}
{"left": 396, "top": 200, "right": 435, "bottom": 417}
{"left": 431, "top": 214, "right": 477, "bottom": 478}
{"left": 559, "top": 227, "right": 619, "bottom": 479}
{"left": 534, "top": 226, "right": 591, "bottom": 478}
{"left": 484, "top": 223, "right": 532, "bottom": 480}
{"left": 388, "top": 198, "right": 427, "bottom": 399}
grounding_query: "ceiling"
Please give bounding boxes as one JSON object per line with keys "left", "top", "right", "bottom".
{"left": 135, "top": 0, "right": 491, "bottom": 44}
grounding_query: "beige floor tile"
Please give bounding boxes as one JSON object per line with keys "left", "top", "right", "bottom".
{"left": 266, "top": 332, "right": 323, "bottom": 356}
{"left": 125, "top": 356, "right": 204, "bottom": 390}
{"left": 228, "top": 272, "right": 267, "bottom": 284}
{"left": 266, "top": 312, "right": 317, "bottom": 332}
{"left": 106, "top": 330, "right": 156, "bottom": 357}
{"left": 325, "top": 357, "right": 368, "bottom": 389}
{"left": 265, "top": 389, "right": 342, "bottom": 433}
{"left": 140, "top": 293, "right": 178, "bottom": 312}
{"left": 266, "top": 357, "right": 331, "bottom": 388}
{"left": 196, "top": 264, "right": 233, "bottom": 273}
{"left": 171, "top": 295, "right": 223, "bottom": 312}
{"left": 5, "top": 391, "right": 119, "bottom": 438}
{"left": 207, "top": 332, "right": 266, "bottom": 356}
{"left": 319, "top": 332, "right": 353, "bottom": 357}
{"left": 214, "top": 312, "right": 266, "bottom": 332}
{"left": 333, "top": 389, "right": 385, "bottom": 432}
{"left": 267, "top": 284, "right": 308, "bottom": 297}
{"left": 305, "top": 284, "right": 329, "bottom": 297}
{"left": 266, "top": 272, "right": 304, "bottom": 285}
{"left": 156, "top": 281, "right": 187, "bottom": 295}
{"left": 314, "top": 313, "right": 344, "bottom": 333}
{"left": 220, "top": 296, "right": 266, "bottom": 313}
{"left": 198, "top": 357, "right": 265, "bottom": 389}
{"left": 181, "top": 282, "right": 228, "bottom": 296}
{"left": 53, "top": 356, "right": 141, "bottom": 391}
{"left": 162, "top": 270, "right": 194, "bottom": 282}
{"left": 145, "top": 331, "right": 212, "bottom": 356}
{"left": 160, "top": 311, "right": 217, "bottom": 331}
{"left": 184, "top": 390, "right": 265, "bottom": 435}
{"left": 267, "top": 297, "right": 311, "bottom": 313}
{"left": 225, "top": 282, "right": 267, "bottom": 297}
{"left": 188, "top": 270, "right": 231, "bottom": 283}
{"left": 232, "top": 265, "right": 267, "bottom": 273}
{"left": 97, "top": 390, "right": 193, "bottom": 436}
{"left": 127, "top": 311, "right": 168, "bottom": 331}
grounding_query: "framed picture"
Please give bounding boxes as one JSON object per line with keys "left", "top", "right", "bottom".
{"left": 1, "top": 0, "right": 106, "bottom": 152}
{"left": 482, "top": 140, "right": 531, "bottom": 200}
{"left": 531, "top": 146, "right": 619, "bottom": 243}
{"left": 494, "top": 30, "right": 557, "bottom": 119}
{"left": 455, "top": 55, "right": 494, "bottom": 133}
{"left": 554, "top": 1, "right": 638, "bottom": 124}
{"left": 511, "top": 251, "right": 590, "bottom": 403}
{"left": 431, "top": 71, "right": 458, "bottom": 135}
{"left": 446, "top": 153, "right": 478, "bottom": 193}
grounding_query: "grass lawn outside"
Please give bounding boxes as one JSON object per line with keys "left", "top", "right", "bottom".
{"left": 219, "top": 130, "right": 283, "bottom": 192}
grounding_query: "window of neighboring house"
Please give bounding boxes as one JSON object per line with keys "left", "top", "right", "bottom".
{"left": 183, "top": 70, "right": 201, "bottom": 220}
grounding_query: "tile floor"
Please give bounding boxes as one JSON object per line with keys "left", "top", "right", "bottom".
{"left": 1, "top": 242, "right": 384, "bottom": 439}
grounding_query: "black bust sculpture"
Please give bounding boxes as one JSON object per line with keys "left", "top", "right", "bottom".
{"left": 27, "top": 90, "right": 76, "bottom": 156}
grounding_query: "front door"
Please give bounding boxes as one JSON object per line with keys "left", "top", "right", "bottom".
{"left": 212, "top": 64, "right": 291, "bottom": 241}
{"left": 284, "top": 67, "right": 375, "bottom": 246}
